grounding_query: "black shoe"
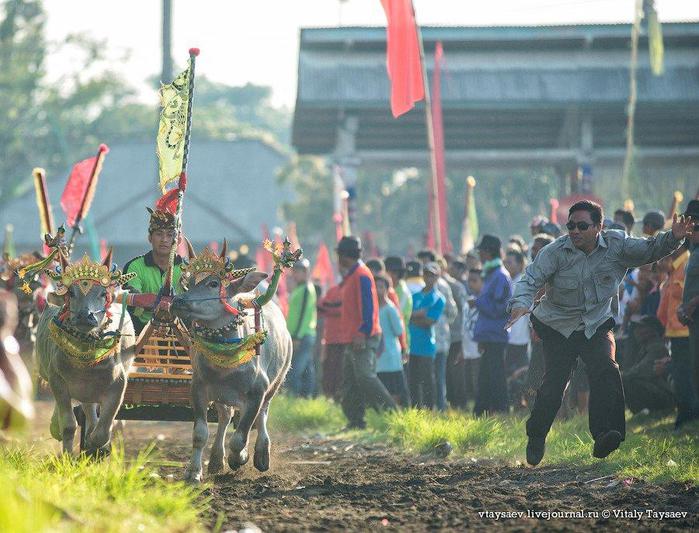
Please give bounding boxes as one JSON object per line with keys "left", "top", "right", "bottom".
{"left": 593, "top": 430, "right": 622, "bottom": 459}
{"left": 526, "top": 437, "right": 546, "bottom": 466}
{"left": 341, "top": 422, "right": 366, "bottom": 431}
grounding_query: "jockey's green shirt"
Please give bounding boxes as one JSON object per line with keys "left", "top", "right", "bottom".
{"left": 123, "top": 251, "right": 183, "bottom": 333}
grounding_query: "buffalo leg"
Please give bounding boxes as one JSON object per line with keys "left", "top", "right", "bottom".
{"left": 253, "top": 400, "right": 271, "bottom": 472}
{"left": 85, "top": 380, "right": 125, "bottom": 452}
{"left": 82, "top": 403, "right": 99, "bottom": 442}
{"left": 185, "top": 380, "right": 209, "bottom": 483}
{"left": 228, "top": 385, "right": 265, "bottom": 469}
{"left": 49, "top": 377, "right": 76, "bottom": 455}
{"left": 208, "top": 402, "right": 233, "bottom": 475}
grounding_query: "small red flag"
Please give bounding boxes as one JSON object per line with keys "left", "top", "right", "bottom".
{"left": 61, "top": 144, "right": 109, "bottom": 227}
{"left": 155, "top": 188, "right": 180, "bottom": 215}
{"left": 311, "top": 241, "right": 335, "bottom": 289}
{"left": 380, "top": 0, "right": 425, "bottom": 118}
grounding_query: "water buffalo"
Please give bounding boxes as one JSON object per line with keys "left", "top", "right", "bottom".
{"left": 172, "top": 244, "right": 292, "bottom": 483}
{"left": 35, "top": 251, "right": 136, "bottom": 454}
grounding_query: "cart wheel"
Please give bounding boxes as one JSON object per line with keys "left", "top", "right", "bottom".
{"left": 73, "top": 405, "right": 86, "bottom": 452}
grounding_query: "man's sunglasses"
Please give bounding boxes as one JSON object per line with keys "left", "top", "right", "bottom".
{"left": 566, "top": 221, "right": 594, "bottom": 231}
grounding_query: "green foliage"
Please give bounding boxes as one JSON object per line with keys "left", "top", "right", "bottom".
{"left": 0, "top": 0, "right": 291, "bottom": 208}
{"left": 269, "top": 394, "right": 345, "bottom": 433}
{"left": 277, "top": 155, "right": 335, "bottom": 245}
{"left": 0, "top": 440, "right": 206, "bottom": 532}
{"left": 279, "top": 160, "right": 560, "bottom": 252}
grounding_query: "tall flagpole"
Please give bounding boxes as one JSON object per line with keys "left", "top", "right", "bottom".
{"left": 162, "top": 48, "right": 199, "bottom": 295}
{"left": 411, "top": 1, "right": 442, "bottom": 255}
{"left": 621, "top": 0, "right": 642, "bottom": 201}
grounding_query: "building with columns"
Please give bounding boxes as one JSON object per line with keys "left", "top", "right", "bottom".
{"left": 292, "top": 23, "right": 699, "bottom": 242}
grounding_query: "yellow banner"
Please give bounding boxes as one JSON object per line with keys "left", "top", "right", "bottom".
{"left": 157, "top": 60, "right": 191, "bottom": 192}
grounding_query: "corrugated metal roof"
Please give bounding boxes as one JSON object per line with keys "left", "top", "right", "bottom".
{"left": 297, "top": 58, "right": 699, "bottom": 105}
{"left": 293, "top": 23, "right": 699, "bottom": 154}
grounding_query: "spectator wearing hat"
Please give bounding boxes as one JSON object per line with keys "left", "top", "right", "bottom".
{"left": 408, "top": 261, "right": 446, "bottom": 408}
{"left": 335, "top": 236, "right": 396, "bottom": 429}
{"left": 622, "top": 316, "right": 674, "bottom": 414}
{"left": 509, "top": 200, "right": 691, "bottom": 466}
{"left": 405, "top": 260, "right": 426, "bottom": 294}
{"left": 642, "top": 210, "right": 666, "bottom": 237}
{"left": 417, "top": 250, "right": 457, "bottom": 411}
{"left": 678, "top": 199, "right": 699, "bottom": 409}
{"left": 472, "top": 234, "right": 512, "bottom": 416}
{"left": 385, "top": 256, "right": 413, "bottom": 352}
{"left": 286, "top": 259, "right": 318, "bottom": 397}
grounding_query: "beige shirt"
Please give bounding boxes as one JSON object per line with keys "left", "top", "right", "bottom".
{"left": 509, "top": 229, "right": 680, "bottom": 338}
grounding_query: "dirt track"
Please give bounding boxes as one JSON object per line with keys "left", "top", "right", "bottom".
{"left": 30, "top": 402, "right": 698, "bottom": 531}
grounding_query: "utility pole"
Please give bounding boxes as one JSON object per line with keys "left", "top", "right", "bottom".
{"left": 162, "top": 0, "right": 173, "bottom": 83}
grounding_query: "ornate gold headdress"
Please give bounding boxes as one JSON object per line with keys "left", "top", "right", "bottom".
{"left": 45, "top": 254, "right": 136, "bottom": 296}
{"left": 180, "top": 240, "right": 254, "bottom": 290}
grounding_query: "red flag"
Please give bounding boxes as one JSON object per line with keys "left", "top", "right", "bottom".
{"left": 61, "top": 144, "right": 109, "bottom": 227}
{"left": 311, "top": 241, "right": 335, "bottom": 289}
{"left": 431, "top": 42, "right": 451, "bottom": 253}
{"left": 155, "top": 188, "right": 179, "bottom": 215}
{"left": 380, "top": 0, "right": 425, "bottom": 118}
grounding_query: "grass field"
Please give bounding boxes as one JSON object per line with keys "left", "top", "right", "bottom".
{"left": 2, "top": 395, "right": 695, "bottom": 532}
{"left": 270, "top": 395, "right": 699, "bottom": 484}
{"left": 0, "top": 440, "right": 205, "bottom": 533}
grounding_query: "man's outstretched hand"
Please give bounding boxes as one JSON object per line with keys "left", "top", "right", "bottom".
{"left": 671, "top": 213, "right": 694, "bottom": 240}
{"left": 505, "top": 307, "right": 530, "bottom": 330}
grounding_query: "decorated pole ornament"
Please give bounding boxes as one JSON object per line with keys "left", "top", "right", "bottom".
{"left": 161, "top": 47, "right": 199, "bottom": 296}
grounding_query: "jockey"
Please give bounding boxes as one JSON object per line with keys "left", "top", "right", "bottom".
{"left": 123, "top": 206, "right": 183, "bottom": 334}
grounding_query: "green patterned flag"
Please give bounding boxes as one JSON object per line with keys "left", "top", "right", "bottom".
{"left": 644, "top": 0, "right": 664, "bottom": 76}
{"left": 157, "top": 59, "right": 192, "bottom": 192}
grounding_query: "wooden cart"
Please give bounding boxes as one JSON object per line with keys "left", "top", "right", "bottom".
{"left": 74, "top": 309, "right": 218, "bottom": 451}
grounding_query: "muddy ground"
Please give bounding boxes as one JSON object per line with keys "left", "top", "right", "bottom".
{"left": 28, "top": 402, "right": 698, "bottom": 531}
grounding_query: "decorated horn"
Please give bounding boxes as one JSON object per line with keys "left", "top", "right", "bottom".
{"left": 102, "top": 247, "right": 113, "bottom": 268}
{"left": 184, "top": 236, "right": 196, "bottom": 260}
{"left": 220, "top": 239, "right": 228, "bottom": 259}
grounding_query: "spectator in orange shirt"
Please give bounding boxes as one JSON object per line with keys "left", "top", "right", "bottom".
{"left": 657, "top": 242, "right": 699, "bottom": 428}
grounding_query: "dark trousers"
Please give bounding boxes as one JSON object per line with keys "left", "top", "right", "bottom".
{"left": 322, "top": 343, "right": 344, "bottom": 400}
{"left": 474, "top": 342, "right": 509, "bottom": 415}
{"left": 506, "top": 344, "right": 529, "bottom": 376}
{"left": 446, "top": 342, "right": 467, "bottom": 408}
{"left": 408, "top": 355, "right": 436, "bottom": 409}
{"left": 341, "top": 337, "right": 397, "bottom": 427}
{"left": 527, "top": 316, "right": 625, "bottom": 441}
{"left": 690, "top": 321, "right": 699, "bottom": 400}
{"left": 669, "top": 337, "right": 699, "bottom": 423}
{"left": 463, "top": 358, "right": 480, "bottom": 404}
{"left": 378, "top": 370, "right": 411, "bottom": 407}
{"left": 623, "top": 375, "right": 674, "bottom": 414}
